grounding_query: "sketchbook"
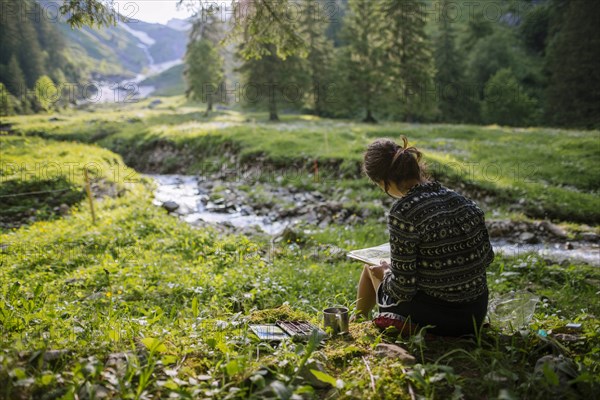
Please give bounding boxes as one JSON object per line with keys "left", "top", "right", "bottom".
{"left": 347, "top": 243, "right": 391, "bottom": 266}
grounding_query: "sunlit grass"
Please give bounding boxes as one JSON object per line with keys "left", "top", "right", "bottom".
{"left": 0, "top": 132, "right": 598, "bottom": 398}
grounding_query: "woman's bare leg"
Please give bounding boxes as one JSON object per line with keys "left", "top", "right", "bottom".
{"left": 356, "top": 265, "right": 382, "bottom": 319}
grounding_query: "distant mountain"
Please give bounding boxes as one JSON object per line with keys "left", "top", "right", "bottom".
{"left": 34, "top": 0, "right": 189, "bottom": 79}
{"left": 122, "top": 20, "right": 189, "bottom": 65}
{"left": 58, "top": 16, "right": 189, "bottom": 79}
{"left": 167, "top": 18, "right": 193, "bottom": 32}
{"left": 0, "top": 0, "right": 191, "bottom": 111}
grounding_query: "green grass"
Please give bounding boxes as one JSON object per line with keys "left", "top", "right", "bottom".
{"left": 0, "top": 136, "right": 133, "bottom": 228}
{"left": 5, "top": 96, "right": 599, "bottom": 223}
{"left": 0, "top": 133, "right": 599, "bottom": 399}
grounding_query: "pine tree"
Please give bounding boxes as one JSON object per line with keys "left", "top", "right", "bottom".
{"left": 228, "top": 0, "right": 306, "bottom": 60}
{"left": 545, "top": 0, "right": 600, "bottom": 128}
{"left": 236, "top": 44, "right": 308, "bottom": 121}
{"left": 297, "top": 0, "right": 335, "bottom": 116}
{"left": 462, "top": 12, "right": 494, "bottom": 53}
{"left": 0, "top": 82, "right": 16, "bottom": 116}
{"left": 382, "top": 0, "right": 435, "bottom": 122}
{"left": 17, "top": 3, "right": 46, "bottom": 88}
{"left": 184, "top": 3, "right": 226, "bottom": 115}
{"left": 0, "top": 2, "right": 20, "bottom": 67}
{"left": 433, "top": 0, "right": 476, "bottom": 123}
{"left": 6, "top": 55, "right": 26, "bottom": 98}
{"left": 185, "top": 39, "right": 224, "bottom": 114}
{"left": 341, "top": 0, "right": 387, "bottom": 122}
{"left": 59, "top": 0, "right": 118, "bottom": 28}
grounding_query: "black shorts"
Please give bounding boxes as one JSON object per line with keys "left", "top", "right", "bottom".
{"left": 376, "top": 285, "right": 489, "bottom": 337}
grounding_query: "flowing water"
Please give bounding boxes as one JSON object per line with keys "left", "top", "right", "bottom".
{"left": 148, "top": 174, "right": 288, "bottom": 235}
{"left": 148, "top": 174, "right": 599, "bottom": 267}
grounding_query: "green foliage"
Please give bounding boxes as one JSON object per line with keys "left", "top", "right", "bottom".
{"left": 4, "top": 55, "right": 26, "bottom": 97}
{"left": 33, "top": 75, "right": 58, "bottom": 112}
{"left": 331, "top": 0, "right": 436, "bottom": 122}
{"left": 296, "top": 0, "right": 336, "bottom": 116}
{"left": 59, "top": 0, "right": 118, "bottom": 28}
{"left": 468, "top": 29, "right": 520, "bottom": 96}
{"left": 236, "top": 44, "right": 309, "bottom": 121}
{"left": 433, "top": 0, "right": 479, "bottom": 123}
{"left": 0, "top": 0, "right": 78, "bottom": 109}
{"left": 519, "top": 2, "right": 552, "bottom": 55}
{"left": 339, "top": 0, "right": 388, "bottom": 122}
{"left": 0, "top": 82, "right": 17, "bottom": 116}
{"left": 482, "top": 68, "right": 537, "bottom": 127}
{"left": 185, "top": 39, "right": 225, "bottom": 113}
{"left": 381, "top": 0, "right": 436, "bottom": 122}
{"left": 227, "top": 0, "right": 307, "bottom": 60}
{"left": 545, "top": 0, "right": 600, "bottom": 128}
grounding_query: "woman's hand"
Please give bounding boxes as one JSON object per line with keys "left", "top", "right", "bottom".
{"left": 368, "top": 261, "right": 390, "bottom": 280}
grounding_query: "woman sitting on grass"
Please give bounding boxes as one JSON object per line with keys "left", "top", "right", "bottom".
{"left": 356, "top": 136, "right": 495, "bottom": 337}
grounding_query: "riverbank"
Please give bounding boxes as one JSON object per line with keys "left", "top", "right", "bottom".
{"left": 5, "top": 96, "right": 600, "bottom": 225}
{"left": 148, "top": 173, "right": 599, "bottom": 267}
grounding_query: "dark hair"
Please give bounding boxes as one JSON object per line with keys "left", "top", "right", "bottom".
{"left": 362, "top": 135, "right": 429, "bottom": 196}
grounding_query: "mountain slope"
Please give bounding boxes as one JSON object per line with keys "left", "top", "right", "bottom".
{"left": 37, "top": 0, "right": 188, "bottom": 79}
{"left": 139, "top": 64, "right": 185, "bottom": 96}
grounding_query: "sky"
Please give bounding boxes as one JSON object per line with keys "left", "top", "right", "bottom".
{"left": 124, "top": 1, "right": 196, "bottom": 24}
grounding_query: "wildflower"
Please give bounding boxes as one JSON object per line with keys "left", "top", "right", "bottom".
{"left": 117, "top": 290, "right": 122, "bottom": 294}
{"left": 106, "top": 292, "right": 112, "bottom": 297}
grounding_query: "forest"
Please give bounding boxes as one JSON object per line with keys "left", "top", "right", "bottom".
{"left": 1, "top": 0, "right": 599, "bottom": 128}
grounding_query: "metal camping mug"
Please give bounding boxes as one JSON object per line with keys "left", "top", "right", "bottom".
{"left": 323, "top": 306, "right": 349, "bottom": 335}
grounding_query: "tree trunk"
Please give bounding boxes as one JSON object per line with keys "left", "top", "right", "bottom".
{"left": 363, "top": 109, "right": 377, "bottom": 123}
{"left": 205, "top": 95, "right": 213, "bottom": 115}
{"left": 269, "top": 95, "right": 279, "bottom": 121}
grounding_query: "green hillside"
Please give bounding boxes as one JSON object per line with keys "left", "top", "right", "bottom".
{"left": 0, "top": 0, "right": 189, "bottom": 108}
{"left": 140, "top": 64, "right": 185, "bottom": 96}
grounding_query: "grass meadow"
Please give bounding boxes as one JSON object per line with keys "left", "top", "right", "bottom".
{"left": 1, "top": 97, "right": 599, "bottom": 398}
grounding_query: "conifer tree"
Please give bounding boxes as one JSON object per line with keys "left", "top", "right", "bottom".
{"left": 5, "top": 55, "right": 26, "bottom": 97}
{"left": 184, "top": 3, "right": 225, "bottom": 115}
{"left": 185, "top": 39, "right": 224, "bottom": 114}
{"left": 236, "top": 44, "right": 308, "bottom": 121}
{"left": 0, "top": 82, "right": 16, "bottom": 116}
{"left": 17, "top": 10, "right": 46, "bottom": 88}
{"left": 433, "top": 0, "right": 476, "bottom": 123}
{"left": 382, "top": 0, "right": 435, "bottom": 122}
{"left": 297, "top": 0, "right": 335, "bottom": 116}
{"left": 545, "top": 0, "right": 600, "bottom": 128}
{"left": 341, "top": 0, "right": 387, "bottom": 122}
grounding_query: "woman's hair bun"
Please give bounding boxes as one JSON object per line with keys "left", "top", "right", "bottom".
{"left": 362, "top": 135, "right": 428, "bottom": 195}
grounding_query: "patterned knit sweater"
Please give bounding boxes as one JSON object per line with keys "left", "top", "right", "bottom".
{"left": 380, "top": 180, "right": 495, "bottom": 304}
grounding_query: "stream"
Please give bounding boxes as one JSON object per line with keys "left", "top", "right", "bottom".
{"left": 149, "top": 174, "right": 288, "bottom": 235}
{"left": 148, "top": 174, "right": 600, "bottom": 267}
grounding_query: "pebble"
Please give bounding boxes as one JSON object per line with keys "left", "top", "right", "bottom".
{"left": 519, "top": 232, "right": 538, "bottom": 244}
{"left": 59, "top": 203, "right": 70, "bottom": 215}
{"left": 539, "top": 220, "right": 567, "bottom": 238}
{"left": 373, "top": 343, "right": 416, "bottom": 365}
{"left": 162, "top": 201, "right": 179, "bottom": 212}
{"left": 581, "top": 232, "right": 599, "bottom": 242}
